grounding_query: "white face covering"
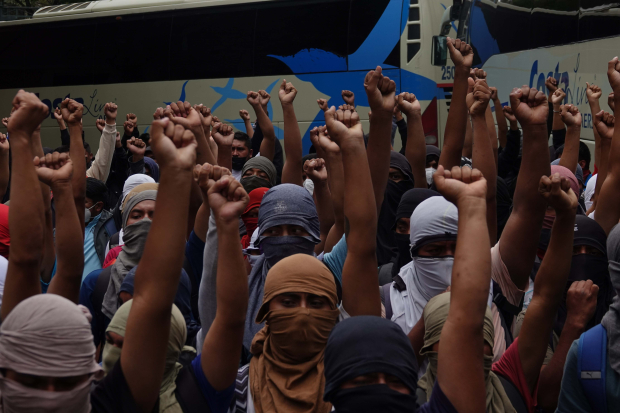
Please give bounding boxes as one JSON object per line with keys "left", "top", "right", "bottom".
{"left": 246, "top": 254, "right": 262, "bottom": 269}
{"left": 0, "top": 374, "right": 92, "bottom": 413}
{"left": 303, "top": 179, "right": 315, "bottom": 195}
{"left": 411, "top": 256, "right": 454, "bottom": 302}
{"left": 425, "top": 168, "right": 436, "bottom": 186}
{"left": 102, "top": 343, "right": 122, "bottom": 375}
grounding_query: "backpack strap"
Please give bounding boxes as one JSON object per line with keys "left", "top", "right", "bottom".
{"left": 578, "top": 324, "right": 608, "bottom": 413}
{"left": 232, "top": 364, "right": 250, "bottom": 413}
{"left": 496, "top": 374, "right": 529, "bottom": 413}
{"left": 378, "top": 262, "right": 394, "bottom": 286}
{"left": 103, "top": 218, "right": 118, "bottom": 242}
{"left": 380, "top": 283, "right": 393, "bottom": 321}
{"left": 108, "top": 231, "right": 120, "bottom": 249}
{"left": 174, "top": 365, "right": 212, "bottom": 413}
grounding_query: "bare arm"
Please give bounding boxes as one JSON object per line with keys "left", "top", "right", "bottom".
{"left": 434, "top": 165, "right": 490, "bottom": 413}
{"left": 551, "top": 89, "right": 567, "bottom": 132}
{"left": 1, "top": 91, "right": 48, "bottom": 320}
{"left": 325, "top": 106, "right": 381, "bottom": 317}
{"left": 558, "top": 105, "right": 582, "bottom": 172}
{"left": 240, "top": 110, "right": 254, "bottom": 139}
{"left": 201, "top": 165, "right": 250, "bottom": 391}
{"left": 0, "top": 135, "right": 8, "bottom": 200}
{"left": 61, "top": 98, "right": 86, "bottom": 233}
{"left": 280, "top": 81, "right": 304, "bottom": 186}
{"left": 364, "top": 66, "right": 397, "bottom": 212}
{"left": 439, "top": 38, "right": 474, "bottom": 170}
{"left": 168, "top": 103, "right": 216, "bottom": 167}
{"left": 304, "top": 158, "right": 334, "bottom": 254}
{"left": 86, "top": 102, "right": 117, "bottom": 182}
{"left": 462, "top": 116, "right": 473, "bottom": 159}
{"left": 492, "top": 88, "right": 508, "bottom": 149}
{"left": 121, "top": 118, "right": 197, "bottom": 412}
{"left": 211, "top": 123, "right": 235, "bottom": 172}
{"left": 518, "top": 174, "right": 577, "bottom": 394}
{"left": 499, "top": 86, "right": 550, "bottom": 290}
{"left": 249, "top": 91, "right": 276, "bottom": 162}
{"left": 397, "top": 93, "right": 426, "bottom": 188}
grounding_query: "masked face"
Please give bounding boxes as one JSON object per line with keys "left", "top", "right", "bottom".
{"left": 232, "top": 156, "right": 248, "bottom": 171}
{"left": 412, "top": 256, "right": 454, "bottom": 301}
{"left": 245, "top": 253, "right": 262, "bottom": 269}
{"left": 260, "top": 236, "right": 316, "bottom": 268}
{"left": 425, "top": 167, "right": 436, "bottom": 186}
{"left": 101, "top": 343, "right": 122, "bottom": 375}
{"left": 394, "top": 233, "right": 412, "bottom": 271}
{"left": 303, "top": 179, "right": 315, "bottom": 195}
{"left": 329, "top": 384, "right": 418, "bottom": 413}
{"left": 84, "top": 203, "right": 99, "bottom": 223}
{"left": 241, "top": 175, "right": 272, "bottom": 194}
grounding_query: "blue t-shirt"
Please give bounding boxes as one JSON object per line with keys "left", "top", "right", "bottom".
{"left": 79, "top": 269, "right": 110, "bottom": 349}
{"left": 190, "top": 354, "right": 236, "bottom": 413}
{"left": 418, "top": 382, "right": 458, "bottom": 413}
{"left": 185, "top": 230, "right": 205, "bottom": 291}
{"left": 83, "top": 213, "right": 103, "bottom": 280}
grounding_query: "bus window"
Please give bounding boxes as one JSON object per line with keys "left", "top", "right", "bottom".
{"left": 254, "top": 0, "right": 349, "bottom": 76}
{"left": 0, "top": 26, "right": 24, "bottom": 89}
{"left": 579, "top": 2, "right": 620, "bottom": 42}
{"left": 170, "top": 7, "right": 254, "bottom": 81}
{"left": 349, "top": 0, "right": 398, "bottom": 68}
{"left": 529, "top": 2, "right": 578, "bottom": 49}
{"left": 91, "top": 14, "right": 171, "bottom": 85}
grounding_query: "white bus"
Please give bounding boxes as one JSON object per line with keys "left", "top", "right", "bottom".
{"left": 0, "top": 0, "right": 459, "bottom": 153}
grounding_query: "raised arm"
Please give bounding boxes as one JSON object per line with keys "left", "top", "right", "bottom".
{"left": 559, "top": 104, "right": 582, "bottom": 172}
{"left": 591, "top": 111, "right": 613, "bottom": 214}
{"left": 491, "top": 87, "right": 508, "bottom": 149}
{"left": 61, "top": 98, "right": 86, "bottom": 232}
{"left": 551, "top": 89, "right": 567, "bottom": 133}
{"left": 397, "top": 92, "right": 426, "bottom": 188}
{"left": 468, "top": 78, "right": 497, "bottom": 243}
{"left": 121, "top": 117, "right": 197, "bottom": 412}
{"left": 325, "top": 105, "right": 381, "bottom": 317}
{"left": 304, "top": 158, "right": 334, "bottom": 254}
{"left": 0, "top": 134, "right": 8, "bottom": 200}
{"left": 586, "top": 83, "right": 603, "bottom": 174}
{"left": 462, "top": 116, "right": 473, "bottom": 159}
{"left": 168, "top": 102, "right": 216, "bottom": 166}
{"left": 594, "top": 58, "right": 620, "bottom": 235}
{"left": 434, "top": 165, "right": 490, "bottom": 413}
{"left": 248, "top": 91, "right": 276, "bottom": 162}
{"left": 498, "top": 86, "right": 550, "bottom": 290}
{"left": 364, "top": 66, "right": 397, "bottom": 212}
{"left": 518, "top": 174, "right": 577, "bottom": 394}
{"left": 280, "top": 80, "right": 304, "bottom": 186}
{"left": 609, "top": 92, "right": 616, "bottom": 113}
{"left": 38, "top": 153, "right": 83, "bottom": 304}
{"left": 1, "top": 91, "right": 48, "bottom": 320}
{"left": 201, "top": 165, "right": 250, "bottom": 391}
{"left": 342, "top": 90, "right": 355, "bottom": 107}
{"left": 53, "top": 107, "right": 69, "bottom": 145}
{"left": 240, "top": 109, "right": 254, "bottom": 139}
{"left": 86, "top": 102, "right": 117, "bottom": 182}
{"left": 438, "top": 38, "right": 474, "bottom": 170}
{"left": 211, "top": 122, "right": 235, "bottom": 171}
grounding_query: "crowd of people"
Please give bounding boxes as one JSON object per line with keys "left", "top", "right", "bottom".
{"left": 0, "top": 37, "right": 619, "bottom": 413}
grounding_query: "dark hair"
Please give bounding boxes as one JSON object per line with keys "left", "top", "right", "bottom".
{"left": 554, "top": 144, "right": 564, "bottom": 160}
{"left": 139, "top": 133, "right": 150, "bottom": 146}
{"left": 53, "top": 145, "right": 70, "bottom": 154}
{"left": 233, "top": 131, "right": 252, "bottom": 151}
{"left": 301, "top": 153, "right": 317, "bottom": 171}
{"left": 83, "top": 141, "right": 92, "bottom": 155}
{"left": 86, "top": 177, "right": 108, "bottom": 207}
{"left": 579, "top": 141, "right": 591, "bottom": 170}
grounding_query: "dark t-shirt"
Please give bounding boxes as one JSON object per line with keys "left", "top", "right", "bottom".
{"left": 91, "top": 361, "right": 159, "bottom": 413}
{"left": 417, "top": 382, "right": 458, "bottom": 413}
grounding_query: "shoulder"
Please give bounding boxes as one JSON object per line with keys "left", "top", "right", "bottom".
{"left": 92, "top": 361, "right": 158, "bottom": 413}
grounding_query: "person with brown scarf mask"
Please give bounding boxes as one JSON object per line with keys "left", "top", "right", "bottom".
{"left": 248, "top": 254, "right": 340, "bottom": 413}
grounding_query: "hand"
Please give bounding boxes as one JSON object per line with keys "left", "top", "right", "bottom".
{"left": 317, "top": 99, "right": 329, "bottom": 112}
{"left": 509, "top": 85, "right": 548, "bottom": 127}
{"left": 168, "top": 106, "right": 204, "bottom": 139}
{"left": 586, "top": 82, "right": 602, "bottom": 103}
{"left": 239, "top": 109, "right": 250, "bottom": 121}
{"left": 594, "top": 111, "right": 615, "bottom": 140}
{"left": 148, "top": 117, "right": 197, "bottom": 171}
{"left": 433, "top": 165, "right": 487, "bottom": 205}
{"left": 9, "top": 90, "right": 49, "bottom": 136}
{"left": 324, "top": 105, "right": 363, "bottom": 149}
{"left": 169, "top": 101, "right": 191, "bottom": 118}
{"left": 258, "top": 90, "right": 271, "bottom": 109}
{"left": 278, "top": 80, "right": 297, "bottom": 105}
{"left": 609, "top": 93, "right": 616, "bottom": 113}
{"left": 503, "top": 106, "right": 517, "bottom": 123}
{"left": 310, "top": 125, "right": 340, "bottom": 154}
{"left": 126, "top": 113, "right": 137, "bottom": 126}
{"left": 33, "top": 152, "right": 73, "bottom": 186}
{"left": 490, "top": 87, "right": 498, "bottom": 101}
{"left": 104, "top": 102, "right": 117, "bottom": 124}
{"left": 127, "top": 137, "right": 146, "bottom": 158}
{"left": 194, "top": 104, "right": 213, "bottom": 130}
{"left": 96, "top": 119, "right": 106, "bottom": 133}
{"left": 551, "top": 89, "right": 566, "bottom": 107}
{"left": 115, "top": 132, "right": 122, "bottom": 149}
{"left": 304, "top": 158, "right": 328, "bottom": 182}
{"left": 342, "top": 90, "right": 355, "bottom": 106}
{"left": 211, "top": 122, "right": 234, "bottom": 147}
{"left": 446, "top": 37, "right": 474, "bottom": 69}
{"left": 247, "top": 91, "right": 261, "bottom": 107}
{"left": 124, "top": 120, "right": 135, "bottom": 136}
{"left": 60, "top": 98, "right": 83, "bottom": 126}
{"left": 197, "top": 163, "right": 249, "bottom": 223}
{"left": 545, "top": 77, "right": 558, "bottom": 95}
{"left": 560, "top": 104, "right": 582, "bottom": 129}
{"left": 472, "top": 68, "right": 486, "bottom": 80}
{"left": 212, "top": 115, "right": 221, "bottom": 124}
{"left": 153, "top": 107, "right": 165, "bottom": 120}
{"left": 538, "top": 173, "right": 578, "bottom": 214}
{"left": 608, "top": 56, "right": 620, "bottom": 93}
{"left": 396, "top": 92, "right": 421, "bottom": 117}
{"left": 0, "top": 133, "right": 9, "bottom": 152}
{"left": 466, "top": 78, "right": 491, "bottom": 117}
{"left": 364, "top": 66, "right": 397, "bottom": 116}
{"left": 566, "top": 280, "right": 599, "bottom": 330}
{"left": 53, "top": 107, "right": 63, "bottom": 122}
{"left": 1, "top": 118, "right": 8, "bottom": 129}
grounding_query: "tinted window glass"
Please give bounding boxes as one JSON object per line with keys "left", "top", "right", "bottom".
{"left": 349, "top": 0, "right": 392, "bottom": 54}
{"left": 170, "top": 6, "right": 254, "bottom": 80}
{"left": 530, "top": 4, "right": 578, "bottom": 48}
{"left": 0, "top": 26, "right": 24, "bottom": 88}
{"left": 254, "top": 0, "right": 349, "bottom": 76}
{"left": 579, "top": 3, "right": 620, "bottom": 42}
{"left": 93, "top": 14, "right": 172, "bottom": 84}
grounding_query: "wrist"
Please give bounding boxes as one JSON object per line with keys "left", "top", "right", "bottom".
{"left": 456, "top": 196, "right": 486, "bottom": 210}
{"left": 50, "top": 180, "right": 72, "bottom": 191}
{"left": 106, "top": 119, "right": 116, "bottom": 126}
{"left": 553, "top": 104, "right": 562, "bottom": 111}
{"left": 509, "top": 121, "right": 518, "bottom": 130}
{"left": 454, "top": 65, "right": 470, "bottom": 76}
{"left": 564, "top": 316, "right": 588, "bottom": 332}
{"left": 567, "top": 124, "right": 581, "bottom": 131}
{"left": 404, "top": 111, "right": 421, "bottom": 119}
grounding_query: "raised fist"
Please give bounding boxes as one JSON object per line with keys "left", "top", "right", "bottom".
{"left": 594, "top": 111, "right": 615, "bottom": 140}
{"left": 509, "top": 85, "right": 548, "bottom": 127}
{"left": 169, "top": 101, "right": 191, "bottom": 118}
{"left": 304, "top": 158, "right": 328, "bottom": 182}
{"left": 33, "top": 152, "right": 73, "bottom": 186}
{"left": 96, "top": 119, "right": 106, "bottom": 133}
{"left": 551, "top": 89, "right": 566, "bottom": 107}
{"left": 364, "top": 66, "right": 397, "bottom": 116}
{"left": 446, "top": 37, "right": 474, "bottom": 69}
{"left": 560, "top": 104, "right": 582, "bottom": 129}
{"left": 60, "top": 98, "right": 83, "bottom": 126}
{"left": 397, "top": 92, "right": 421, "bottom": 116}
{"left": 503, "top": 106, "right": 517, "bottom": 123}
{"left": 53, "top": 107, "right": 63, "bottom": 122}
{"left": 1, "top": 118, "right": 8, "bottom": 129}
{"left": 466, "top": 78, "right": 491, "bottom": 117}
{"left": 609, "top": 92, "right": 616, "bottom": 113}
{"left": 434, "top": 165, "right": 487, "bottom": 205}
{"left": 211, "top": 122, "right": 234, "bottom": 147}
{"left": 104, "top": 103, "right": 117, "bottom": 123}
{"left": 545, "top": 77, "right": 558, "bottom": 95}
{"left": 124, "top": 120, "right": 135, "bottom": 136}
{"left": 148, "top": 117, "right": 197, "bottom": 171}
{"left": 195, "top": 163, "right": 248, "bottom": 223}
{"left": 194, "top": 104, "right": 214, "bottom": 130}
{"left": 324, "top": 105, "right": 363, "bottom": 148}
{"left": 0, "top": 133, "right": 9, "bottom": 152}
{"left": 538, "top": 173, "right": 578, "bottom": 214}
{"left": 239, "top": 109, "right": 250, "bottom": 121}
{"left": 317, "top": 99, "right": 329, "bottom": 112}
{"left": 247, "top": 91, "right": 261, "bottom": 107}
{"left": 126, "top": 113, "right": 137, "bottom": 125}
{"left": 153, "top": 107, "right": 165, "bottom": 120}
{"left": 310, "top": 125, "right": 339, "bottom": 155}
{"left": 258, "top": 90, "right": 271, "bottom": 108}
{"left": 490, "top": 87, "right": 498, "bottom": 101}
{"left": 586, "top": 83, "right": 602, "bottom": 102}
{"left": 341, "top": 90, "right": 355, "bottom": 106}
{"left": 9, "top": 90, "right": 49, "bottom": 136}
{"left": 566, "top": 280, "right": 599, "bottom": 329}
{"left": 127, "top": 137, "right": 146, "bottom": 158}
{"left": 608, "top": 57, "right": 620, "bottom": 93}
{"left": 278, "top": 80, "right": 297, "bottom": 105}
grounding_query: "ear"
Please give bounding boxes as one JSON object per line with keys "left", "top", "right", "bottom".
{"left": 95, "top": 201, "right": 104, "bottom": 213}
{"left": 249, "top": 149, "right": 254, "bottom": 158}
{"left": 579, "top": 160, "right": 586, "bottom": 169}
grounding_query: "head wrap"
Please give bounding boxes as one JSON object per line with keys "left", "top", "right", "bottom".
{"left": 418, "top": 293, "right": 516, "bottom": 413}
{"left": 554, "top": 216, "right": 613, "bottom": 336}
{"left": 242, "top": 156, "right": 277, "bottom": 187}
{"left": 250, "top": 254, "right": 339, "bottom": 413}
{"left": 550, "top": 165, "right": 579, "bottom": 196}
{"left": 103, "top": 300, "right": 187, "bottom": 412}
{"left": 120, "top": 174, "right": 156, "bottom": 208}
{"left": 241, "top": 187, "right": 269, "bottom": 250}
{"left": 86, "top": 177, "right": 108, "bottom": 207}
{"left": 0, "top": 204, "right": 9, "bottom": 259}
{"left": 551, "top": 159, "right": 584, "bottom": 188}
{"left": 144, "top": 157, "right": 160, "bottom": 182}
{"left": 257, "top": 184, "right": 320, "bottom": 244}
{"left": 324, "top": 316, "right": 419, "bottom": 400}
{"left": 0, "top": 294, "right": 103, "bottom": 378}
{"left": 390, "top": 151, "right": 414, "bottom": 183}
{"left": 426, "top": 145, "right": 441, "bottom": 160}
{"left": 584, "top": 174, "right": 597, "bottom": 210}
{"left": 603, "top": 225, "right": 620, "bottom": 375}
{"left": 410, "top": 196, "right": 458, "bottom": 252}
{"left": 121, "top": 189, "right": 157, "bottom": 229}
